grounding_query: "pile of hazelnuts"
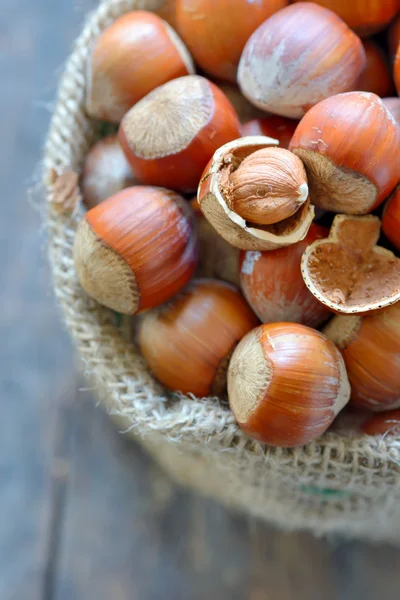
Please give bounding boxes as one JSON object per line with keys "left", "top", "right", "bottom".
{"left": 73, "top": 1, "right": 400, "bottom": 448}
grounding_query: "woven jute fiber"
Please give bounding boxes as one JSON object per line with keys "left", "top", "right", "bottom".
{"left": 43, "top": 0, "right": 400, "bottom": 543}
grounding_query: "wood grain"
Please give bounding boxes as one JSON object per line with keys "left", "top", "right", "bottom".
{"left": 2, "top": 1, "right": 400, "bottom": 599}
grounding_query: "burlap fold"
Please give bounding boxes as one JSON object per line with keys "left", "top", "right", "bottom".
{"left": 43, "top": 0, "right": 400, "bottom": 543}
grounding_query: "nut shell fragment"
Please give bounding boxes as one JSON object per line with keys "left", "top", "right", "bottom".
{"left": 301, "top": 214, "right": 400, "bottom": 315}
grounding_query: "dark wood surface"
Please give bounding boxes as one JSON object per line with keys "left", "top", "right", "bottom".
{"left": 2, "top": 1, "right": 400, "bottom": 598}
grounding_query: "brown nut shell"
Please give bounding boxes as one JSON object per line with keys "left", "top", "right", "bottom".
{"left": 354, "top": 40, "right": 394, "bottom": 98}
{"left": 324, "top": 302, "right": 400, "bottom": 411}
{"left": 81, "top": 136, "right": 135, "bottom": 209}
{"left": 239, "top": 223, "right": 331, "bottom": 328}
{"left": 197, "top": 136, "right": 314, "bottom": 251}
{"left": 176, "top": 0, "right": 288, "bottom": 82}
{"left": 290, "top": 92, "right": 400, "bottom": 214}
{"left": 139, "top": 279, "right": 259, "bottom": 397}
{"left": 361, "top": 411, "right": 400, "bottom": 436}
{"left": 238, "top": 2, "right": 366, "bottom": 119}
{"left": 73, "top": 186, "right": 197, "bottom": 315}
{"left": 382, "top": 186, "right": 400, "bottom": 252}
{"left": 382, "top": 97, "right": 400, "bottom": 126}
{"left": 302, "top": 214, "right": 400, "bottom": 316}
{"left": 86, "top": 11, "right": 194, "bottom": 123}
{"left": 119, "top": 75, "right": 241, "bottom": 193}
{"left": 293, "top": 0, "right": 400, "bottom": 37}
{"left": 227, "top": 323, "right": 350, "bottom": 447}
{"left": 241, "top": 116, "right": 298, "bottom": 149}
{"left": 191, "top": 198, "right": 240, "bottom": 286}
{"left": 395, "top": 44, "right": 400, "bottom": 95}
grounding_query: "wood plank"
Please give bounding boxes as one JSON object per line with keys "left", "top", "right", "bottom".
{"left": 0, "top": 1, "right": 95, "bottom": 598}
{"left": 4, "top": 1, "right": 400, "bottom": 599}
{"left": 54, "top": 392, "right": 400, "bottom": 600}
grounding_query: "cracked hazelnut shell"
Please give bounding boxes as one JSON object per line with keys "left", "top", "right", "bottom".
{"left": 197, "top": 136, "right": 314, "bottom": 251}
{"left": 301, "top": 214, "right": 400, "bottom": 316}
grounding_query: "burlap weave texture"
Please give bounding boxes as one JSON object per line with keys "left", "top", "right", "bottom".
{"left": 43, "top": 0, "right": 400, "bottom": 543}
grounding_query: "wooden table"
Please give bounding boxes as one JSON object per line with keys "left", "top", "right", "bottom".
{"left": 2, "top": 1, "right": 400, "bottom": 598}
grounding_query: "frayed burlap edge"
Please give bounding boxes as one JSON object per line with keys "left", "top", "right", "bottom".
{"left": 42, "top": 0, "right": 400, "bottom": 543}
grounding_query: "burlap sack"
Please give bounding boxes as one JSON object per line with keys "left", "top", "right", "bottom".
{"left": 43, "top": 0, "right": 400, "bottom": 543}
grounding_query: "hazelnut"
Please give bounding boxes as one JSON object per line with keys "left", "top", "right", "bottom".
{"left": 155, "top": 0, "right": 179, "bottom": 29}
{"left": 176, "top": 0, "right": 288, "bottom": 82}
{"left": 324, "top": 302, "right": 400, "bottom": 411}
{"left": 238, "top": 2, "right": 366, "bottom": 119}
{"left": 290, "top": 92, "right": 400, "bottom": 214}
{"left": 388, "top": 14, "right": 400, "bottom": 60}
{"left": 241, "top": 116, "right": 298, "bottom": 150}
{"left": 191, "top": 197, "right": 240, "bottom": 286}
{"left": 119, "top": 75, "right": 241, "bottom": 192}
{"left": 228, "top": 323, "right": 350, "bottom": 447}
{"left": 361, "top": 411, "right": 400, "bottom": 436}
{"left": 81, "top": 135, "right": 135, "bottom": 209}
{"left": 73, "top": 186, "right": 197, "bottom": 314}
{"left": 226, "top": 147, "right": 308, "bottom": 225}
{"left": 240, "top": 223, "right": 331, "bottom": 328}
{"left": 382, "top": 186, "right": 400, "bottom": 252}
{"left": 216, "top": 83, "right": 265, "bottom": 123}
{"left": 395, "top": 43, "right": 400, "bottom": 94}
{"left": 139, "top": 279, "right": 258, "bottom": 396}
{"left": 86, "top": 11, "right": 194, "bottom": 123}
{"left": 354, "top": 40, "right": 394, "bottom": 98}
{"left": 293, "top": 0, "right": 400, "bottom": 37}
{"left": 198, "top": 136, "right": 314, "bottom": 251}
{"left": 382, "top": 97, "right": 400, "bottom": 126}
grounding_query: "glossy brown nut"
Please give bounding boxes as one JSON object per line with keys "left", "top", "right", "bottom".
{"left": 119, "top": 75, "right": 241, "bottom": 193}
{"left": 395, "top": 44, "right": 400, "bottom": 94}
{"left": 388, "top": 14, "right": 400, "bottom": 59}
{"left": 290, "top": 92, "right": 400, "bottom": 214}
{"left": 324, "top": 303, "right": 400, "bottom": 412}
{"left": 361, "top": 411, "right": 400, "bottom": 436}
{"left": 239, "top": 223, "right": 331, "bottom": 328}
{"left": 382, "top": 187, "right": 400, "bottom": 252}
{"left": 241, "top": 116, "right": 298, "bottom": 150}
{"left": 139, "top": 279, "right": 259, "bottom": 396}
{"left": 354, "top": 40, "right": 393, "bottom": 98}
{"left": 382, "top": 97, "right": 400, "bottom": 126}
{"left": 73, "top": 186, "right": 197, "bottom": 314}
{"left": 176, "top": 0, "right": 288, "bottom": 82}
{"left": 228, "top": 323, "right": 350, "bottom": 447}
{"left": 293, "top": 0, "right": 400, "bottom": 36}
{"left": 86, "top": 11, "right": 194, "bottom": 123}
{"left": 238, "top": 2, "right": 366, "bottom": 118}
{"left": 81, "top": 136, "right": 135, "bottom": 209}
